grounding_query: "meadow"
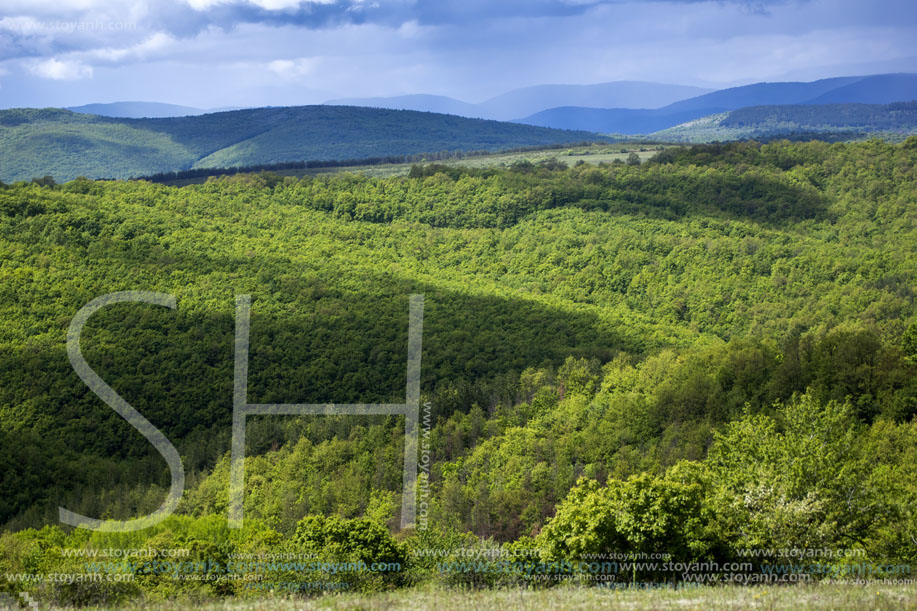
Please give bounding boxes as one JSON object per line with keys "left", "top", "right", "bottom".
{"left": 60, "top": 584, "right": 917, "bottom": 610}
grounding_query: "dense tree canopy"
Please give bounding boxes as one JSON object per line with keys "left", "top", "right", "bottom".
{"left": 1, "top": 138, "right": 916, "bottom": 603}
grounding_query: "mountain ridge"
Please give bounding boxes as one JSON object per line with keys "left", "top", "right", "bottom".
{"left": 327, "top": 81, "right": 712, "bottom": 120}
{"left": 0, "top": 105, "right": 609, "bottom": 183}
{"left": 515, "top": 73, "right": 917, "bottom": 133}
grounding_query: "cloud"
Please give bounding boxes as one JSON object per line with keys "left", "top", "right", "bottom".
{"left": 161, "top": 0, "right": 802, "bottom": 32}
{"left": 29, "top": 57, "right": 93, "bottom": 80}
{"left": 267, "top": 56, "right": 321, "bottom": 78}
{"left": 188, "top": 0, "right": 339, "bottom": 10}
{"left": 88, "top": 32, "right": 176, "bottom": 63}
{"left": 0, "top": 0, "right": 913, "bottom": 109}
{"left": 0, "top": 0, "right": 811, "bottom": 71}
{"left": 0, "top": 0, "right": 804, "bottom": 46}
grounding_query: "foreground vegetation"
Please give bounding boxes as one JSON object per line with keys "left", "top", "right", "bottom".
{"left": 1, "top": 138, "right": 916, "bottom": 606}
{"left": 54, "top": 584, "right": 917, "bottom": 611}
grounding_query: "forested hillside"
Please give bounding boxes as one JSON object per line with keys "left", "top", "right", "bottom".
{"left": 0, "top": 106, "right": 605, "bottom": 183}
{"left": 1, "top": 138, "right": 916, "bottom": 604}
{"left": 722, "top": 101, "right": 917, "bottom": 130}
{"left": 656, "top": 101, "right": 917, "bottom": 142}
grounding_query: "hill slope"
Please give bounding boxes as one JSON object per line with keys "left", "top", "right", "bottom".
{"left": 0, "top": 105, "right": 606, "bottom": 183}
{"left": 324, "top": 94, "right": 485, "bottom": 118}
{"left": 516, "top": 106, "right": 714, "bottom": 134}
{"left": 805, "top": 73, "right": 917, "bottom": 104}
{"left": 0, "top": 139, "right": 915, "bottom": 550}
{"left": 658, "top": 75, "right": 865, "bottom": 114}
{"left": 517, "top": 73, "right": 917, "bottom": 134}
{"left": 654, "top": 101, "right": 917, "bottom": 142}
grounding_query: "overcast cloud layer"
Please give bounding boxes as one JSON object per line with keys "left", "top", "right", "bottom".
{"left": 0, "top": 0, "right": 915, "bottom": 108}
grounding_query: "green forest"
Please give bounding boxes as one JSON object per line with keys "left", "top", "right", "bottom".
{"left": 655, "top": 101, "right": 917, "bottom": 143}
{"left": 0, "top": 106, "right": 607, "bottom": 184}
{"left": 1, "top": 138, "right": 916, "bottom": 606}
{"left": 721, "top": 101, "right": 917, "bottom": 130}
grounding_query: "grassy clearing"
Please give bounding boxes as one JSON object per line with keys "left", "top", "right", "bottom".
{"left": 446, "top": 143, "right": 670, "bottom": 169}
{"left": 272, "top": 143, "right": 672, "bottom": 179}
{"left": 158, "top": 143, "right": 674, "bottom": 185}
{"left": 77, "top": 584, "right": 917, "bottom": 610}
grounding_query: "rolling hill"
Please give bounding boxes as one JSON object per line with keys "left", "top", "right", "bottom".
{"left": 657, "top": 75, "right": 866, "bottom": 114}
{"left": 805, "top": 73, "right": 917, "bottom": 104}
{"left": 323, "top": 94, "right": 485, "bottom": 118}
{"left": 653, "top": 101, "right": 917, "bottom": 142}
{"left": 1, "top": 139, "right": 916, "bottom": 591}
{"left": 517, "top": 73, "right": 917, "bottom": 134}
{"left": 0, "top": 105, "right": 608, "bottom": 183}
{"left": 518, "top": 106, "right": 715, "bottom": 135}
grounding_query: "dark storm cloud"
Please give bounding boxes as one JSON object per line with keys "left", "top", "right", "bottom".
{"left": 149, "top": 1, "right": 377, "bottom": 37}
{"left": 1, "top": 0, "right": 913, "bottom": 109}
{"left": 154, "top": 0, "right": 801, "bottom": 33}
{"left": 0, "top": 0, "right": 806, "bottom": 62}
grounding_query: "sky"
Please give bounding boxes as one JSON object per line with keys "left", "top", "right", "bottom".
{"left": 0, "top": 0, "right": 915, "bottom": 109}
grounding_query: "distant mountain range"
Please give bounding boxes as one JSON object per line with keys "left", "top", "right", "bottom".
{"left": 328, "top": 81, "right": 712, "bottom": 121}
{"left": 64, "top": 82, "right": 711, "bottom": 122}
{"left": 517, "top": 73, "right": 917, "bottom": 134}
{"left": 0, "top": 106, "right": 609, "bottom": 183}
{"left": 60, "top": 73, "right": 917, "bottom": 134}
{"left": 5, "top": 73, "right": 916, "bottom": 182}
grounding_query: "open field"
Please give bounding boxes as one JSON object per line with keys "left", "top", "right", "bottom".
{"left": 71, "top": 584, "right": 917, "bottom": 611}
{"left": 445, "top": 143, "right": 671, "bottom": 169}
{"left": 157, "top": 143, "right": 674, "bottom": 185}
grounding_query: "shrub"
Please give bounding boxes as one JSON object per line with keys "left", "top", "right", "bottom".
{"left": 290, "top": 515, "right": 406, "bottom": 592}
{"left": 538, "top": 471, "right": 723, "bottom": 581}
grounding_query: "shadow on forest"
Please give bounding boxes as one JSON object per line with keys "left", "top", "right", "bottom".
{"left": 0, "top": 257, "right": 635, "bottom": 526}
{"left": 579, "top": 168, "right": 833, "bottom": 226}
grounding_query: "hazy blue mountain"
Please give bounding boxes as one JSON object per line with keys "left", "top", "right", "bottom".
{"left": 804, "top": 73, "right": 917, "bottom": 104}
{"left": 329, "top": 82, "right": 710, "bottom": 121}
{"left": 659, "top": 73, "right": 917, "bottom": 114}
{"left": 517, "top": 74, "right": 917, "bottom": 134}
{"left": 325, "top": 94, "right": 485, "bottom": 118}
{"left": 66, "top": 101, "right": 207, "bottom": 118}
{"left": 476, "top": 81, "right": 713, "bottom": 120}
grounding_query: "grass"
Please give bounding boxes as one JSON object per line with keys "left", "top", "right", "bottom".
{"left": 77, "top": 584, "right": 917, "bottom": 610}
{"left": 157, "top": 143, "right": 675, "bottom": 186}
{"left": 444, "top": 143, "right": 669, "bottom": 169}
